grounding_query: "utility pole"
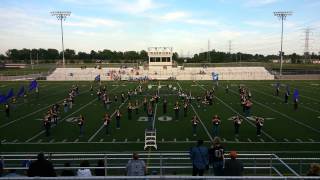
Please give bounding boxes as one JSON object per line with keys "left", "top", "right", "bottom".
{"left": 228, "top": 40, "right": 232, "bottom": 61}
{"left": 274, "top": 11, "right": 292, "bottom": 76}
{"left": 30, "top": 51, "right": 34, "bottom": 70}
{"left": 37, "top": 51, "right": 39, "bottom": 65}
{"left": 51, "top": 11, "right": 71, "bottom": 67}
{"left": 207, "top": 39, "right": 211, "bottom": 62}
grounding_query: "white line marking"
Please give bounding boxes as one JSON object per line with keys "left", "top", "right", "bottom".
{"left": 88, "top": 99, "right": 128, "bottom": 142}
{"left": 4, "top": 141, "right": 320, "bottom": 145}
{"left": 229, "top": 88, "right": 320, "bottom": 134}
{"left": 177, "top": 82, "right": 213, "bottom": 142}
{"left": 87, "top": 84, "right": 134, "bottom": 142}
{"left": 26, "top": 98, "right": 98, "bottom": 142}
{"left": 252, "top": 87, "right": 320, "bottom": 114}
{"left": 0, "top": 89, "right": 92, "bottom": 129}
{"left": 197, "top": 83, "right": 276, "bottom": 142}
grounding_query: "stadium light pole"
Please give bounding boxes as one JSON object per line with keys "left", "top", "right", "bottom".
{"left": 51, "top": 11, "right": 71, "bottom": 67}
{"left": 274, "top": 11, "right": 292, "bottom": 76}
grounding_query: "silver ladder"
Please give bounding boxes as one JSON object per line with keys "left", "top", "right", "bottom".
{"left": 144, "top": 129, "right": 157, "bottom": 150}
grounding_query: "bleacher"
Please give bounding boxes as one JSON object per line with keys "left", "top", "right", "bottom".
{"left": 47, "top": 66, "right": 274, "bottom": 81}
{"left": 0, "top": 152, "right": 318, "bottom": 179}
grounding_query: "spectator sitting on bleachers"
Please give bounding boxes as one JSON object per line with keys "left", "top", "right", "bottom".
{"left": 307, "top": 163, "right": 320, "bottom": 176}
{"left": 0, "top": 160, "right": 3, "bottom": 177}
{"left": 77, "top": 160, "right": 92, "bottom": 177}
{"left": 27, "top": 153, "right": 56, "bottom": 177}
{"left": 60, "top": 162, "right": 75, "bottom": 176}
{"left": 94, "top": 160, "right": 105, "bottom": 176}
{"left": 223, "top": 151, "right": 244, "bottom": 176}
{"left": 4, "top": 169, "right": 24, "bottom": 177}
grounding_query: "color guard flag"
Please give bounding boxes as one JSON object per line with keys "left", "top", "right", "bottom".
{"left": 293, "top": 88, "right": 299, "bottom": 100}
{"left": 6, "top": 88, "right": 14, "bottom": 100}
{"left": 94, "top": 74, "right": 101, "bottom": 82}
{"left": 29, "top": 80, "right": 38, "bottom": 91}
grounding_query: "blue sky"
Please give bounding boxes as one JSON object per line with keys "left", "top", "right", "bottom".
{"left": 0, "top": 0, "right": 319, "bottom": 56}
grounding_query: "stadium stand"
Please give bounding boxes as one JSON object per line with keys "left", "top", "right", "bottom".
{"left": 47, "top": 66, "right": 274, "bottom": 81}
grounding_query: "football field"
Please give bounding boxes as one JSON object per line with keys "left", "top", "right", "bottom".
{"left": 1, "top": 80, "right": 320, "bottom": 155}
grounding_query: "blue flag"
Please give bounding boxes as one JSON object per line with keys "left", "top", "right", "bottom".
{"left": 6, "top": 88, "right": 14, "bottom": 100}
{"left": 293, "top": 88, "right": 299, "bottom": 100}
{"left": 0, "top": 94, "right": 6, "bottom": 104}
{"left": 94, "top": 74, "right": 101, "bottom": 82}
{"left": 212, "top": 72, "right": 219, "bottom": 81}
{"left": 29, "top": 80, "right": 38, "bottom": 91}
{"left": 17, "top": 86, "right": 25, "bottom": 97}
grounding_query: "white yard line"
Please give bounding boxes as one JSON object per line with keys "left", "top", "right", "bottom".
{"left": 24, "top": 85, "right": 120, "bottom": 143}
{"left": 25, "top": 98, "right": 98, "bottom": 142}
{"left": 88, "top": 82, "right": 136, "bottom": 142}
{"left": 152, "top": 81, "right": 160, "bottom": 130}
{"left": 176, "top": 82, "right": 214, "bottom": 142}
{"left": 0, "top": 89, "right": 91, "bottom": 129}
{"left": 252, "top": 85, "right": 320, "bottom": 114}
{"left": 4, "top": 140, "right": 320, "bottom": 145}
{"left": 87, "top": 98, "right": 128, "bottom": 142}
{"left": 229, "top": 88, "right": 320, "bottom": 134}
{"left": 195, "top": 82, "right": 276, "bottom": 142}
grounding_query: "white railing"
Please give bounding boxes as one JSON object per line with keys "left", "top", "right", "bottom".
{"left": 1, "top": 152, "right": 313, "bottom": 178}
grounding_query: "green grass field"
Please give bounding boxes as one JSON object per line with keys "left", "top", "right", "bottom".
{"left": 1, "top": 80, "right": 320, "bottom": 156}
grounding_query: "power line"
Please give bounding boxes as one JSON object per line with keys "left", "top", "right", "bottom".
{"left": 51, "top": 11, "right": 71, "bottom": 67}
{"left": 274, "top": 11, "right": 293, "bottom": 76}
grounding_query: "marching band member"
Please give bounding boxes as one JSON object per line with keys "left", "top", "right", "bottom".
{"left": 174, "top": 101, "right": 180, "bottom": 121}
{"left": 135, "top": 100, "right": 139, "bottom": 114}
{"left": 191, "top": 115, "right": 199, "bottom": 136}
{"left": 212, "top": 115, "right": 221, "bottom": 137}
{"left": 255, "top": 117, "right": 264, "bottom": 137}
{"left": 183, "top": 101, "right": 188, "bottom": 117}
{"left": 103, "top": 113, "right": 111, "bottom": 135}
{"left": 78, "top": 114, "right": 85, "bottom": 137}
{"left": 163, "top": 97, "right": 167, "bottom": 114}
{"left": 115, "top": 109, "right": 121, "bottom": 129}
{"left": 127, "top": 102, "right": 133, "bottom": 120}
{"left": 232, "top": 115, "right": 243, "bottom": 137}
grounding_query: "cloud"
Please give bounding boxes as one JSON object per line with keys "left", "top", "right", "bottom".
{"left": 148, "top": 11, "right": 219, "bottom": 26}
{"left": 244, "top": 0, "right": 279, "bottom": 7}
{"left": 67, "top": 15, "right": 123, "bottom": 28}
{"left": 61, "top": 0, "right": 164, "bottom": 14}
